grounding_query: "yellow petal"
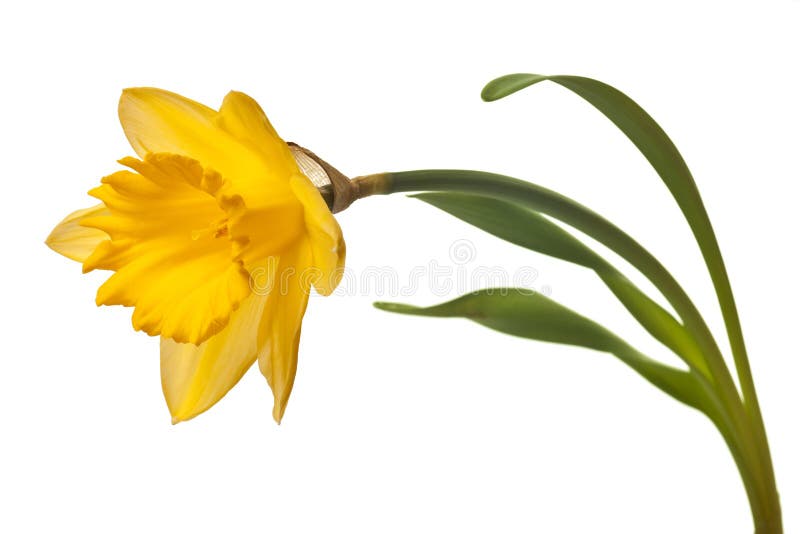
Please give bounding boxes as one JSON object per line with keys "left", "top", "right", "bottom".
{"left": 118, "top": 87, "right": 294, "bottom": 209}
{"left": 257, "top": 242, "right": 313, "bottom": 423}
{"left": 83, "top": 153, "right": 250, "bottom": 345}
{"left": 216, "top": 91, "right": 295, "bottom": 173}
{"left": 214, "top": 93, "right": 310, "bottom": 269}
{"left": 214, "top": 90, "right": 303, "bottom": 215}
{"left": 289, "top": 174, "right": 346, "bottom": 295}
{"left": 46, "top": 205, "right": 110, "bottom": 262}
{"left": 162, "top": 268, "right": 274, "bottom": 423}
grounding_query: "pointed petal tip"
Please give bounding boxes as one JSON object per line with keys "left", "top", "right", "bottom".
{"left": 44, "top": 234, "right": 58, "bottom": 252}
{"left": 169, "top": 409, "right": 197, "bottom": 425}
{"left": 272, "top": 402, "right": 285, "bottom": 425}
{"left": 44, "top": 234, "right": 82, "bottom": 264}
{"left": 223, "top": 89, "right": 247, "bottom": 100}
{"left": 118, "top": 87, "right": 155, "bottom": 110}
{"left": 119, "top": 86, "right": 159, "bottom": 100}
{"left": 46, "top": 205, "right": 110, "bottom": 263}
{"left": 168, "top": 404, "right": 206, "bottom": 424}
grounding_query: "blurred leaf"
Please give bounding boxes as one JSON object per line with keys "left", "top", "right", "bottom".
{"left": 375, "top": 288, "right": 706, "bottom": 411}
{"left": 413, "top": 192, "right": 709, "bottom": 376}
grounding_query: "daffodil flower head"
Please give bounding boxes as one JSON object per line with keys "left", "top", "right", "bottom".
{"left": 47, "top": 88, "right": 346, "bottom": 423}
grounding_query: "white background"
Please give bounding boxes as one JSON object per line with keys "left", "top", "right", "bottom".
{"left": 1, "top": 1, "right": 798, "bottom": 532}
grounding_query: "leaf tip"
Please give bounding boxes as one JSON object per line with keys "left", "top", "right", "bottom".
{"left": 373, "top": 301, "right": 409, "bottom": 313}
{"left": 480, "top": 83, "right": 501, "bottom": 102}
{"left": 481, "top": 73, "right": 549, "bottom": 102}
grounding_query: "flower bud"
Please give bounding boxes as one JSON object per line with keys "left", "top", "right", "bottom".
{"left": 288, "top": 143, "right": 357, "bottom": 213}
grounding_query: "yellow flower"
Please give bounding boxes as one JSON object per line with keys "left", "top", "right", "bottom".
{"left": 46, "top": 88, "right": 346, "bottom": 423}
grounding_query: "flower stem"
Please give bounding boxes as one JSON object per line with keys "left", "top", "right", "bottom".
{"left": 352, "top": 169, "right": 781, "bottom": 533}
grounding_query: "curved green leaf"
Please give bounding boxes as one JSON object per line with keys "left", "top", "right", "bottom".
{"left": 482, "top": 75, "right": 776, "bottom": 503}
{"left": 481, "top": 74, "right": 549, "bottom": 101}
{"left": 413, "top": 192, "right": 597, "bottom": 267}
{"left": 482, "top": 76, "right": 701, "bottom": 227}
{"left": 482, "top": 73, "right": 753, "bottom": 409}
{"left": 413, "top": 192, "right": 710, "bottom": 377}
{"left": 375, "top": 288, "right": 706, "bottom": 411}
{"left": 385, "top": 169, "right": 766, "bottom": 522}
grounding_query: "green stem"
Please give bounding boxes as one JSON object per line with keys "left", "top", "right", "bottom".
{"left": 353, "top": 169, "right": 781, "bottom": 533}
{"left": 687, "top": 213, "right": 780, "bottom": 532}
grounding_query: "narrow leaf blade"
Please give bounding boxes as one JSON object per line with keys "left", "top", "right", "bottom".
{"left": 481, "top": 73, "right": 549, "bottom": 101}
{"left": 414, "top": 192, "right": 710, "bottom": 376}
{"left": 482, "top": 72, "right": 744, "bottom": 390}
{"left": 412, "top": 192, "right": 598, "bottom": 268}
{"left": 378, "top": 288, "right": 616, "bottom": 351}
{"left": 375, "top": 289, "right": 704, "bottom": 411}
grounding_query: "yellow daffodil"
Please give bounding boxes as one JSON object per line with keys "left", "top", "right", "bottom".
{"left": 47, "top": 88, "right": 345, "bottom": 423}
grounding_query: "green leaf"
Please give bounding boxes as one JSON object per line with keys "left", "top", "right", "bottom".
{"left": 482, "top": 75, "right": 701, "bottom": 227}
{"left": 412, "top": 192, "right": 597, "bottom": 268}
{"left": 387, "top": 169, "right": 762, "bottom": 516}
{"left": 482, "top": 73, "right": 751, "bottom": 405}
{"left": 482, "top": 76, "right": 776, "bottom": 495}
{"left": 413, "top": 192, "right": 710, "bottom": 377}
{"left": 379, "top": 288, "right": 613, "bottom": 349}
{"left": 375, "top": 288, "right": 706, "bottom": 411}
{"left": 481, "top": 74, "right": 550, "bottom": 102}
{"left": 390, "top": 170, "right": 729, "bottom": 392}
{"left": 482, "top": 74, "right": 718, "bottom": 292}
